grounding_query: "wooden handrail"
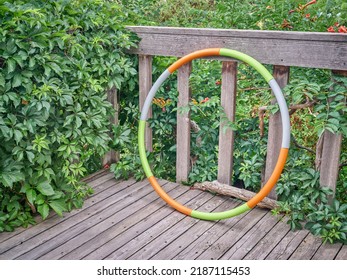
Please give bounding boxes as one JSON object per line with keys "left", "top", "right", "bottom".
{"left": 127, "top": 26, "right": 347, "bottom": 70}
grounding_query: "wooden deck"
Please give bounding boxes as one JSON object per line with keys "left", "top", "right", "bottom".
{"left": 0, "top": 171, "right": 346, "bottom": 260}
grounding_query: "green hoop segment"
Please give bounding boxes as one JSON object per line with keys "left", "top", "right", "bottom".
{"left": 138, "top": 48, "right": 290, "bottom": 220}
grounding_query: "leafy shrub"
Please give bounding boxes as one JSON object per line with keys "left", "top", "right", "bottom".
{"left": 0, "top": 0, "right": 137, "bottom": 231}
{"left": 107, "top": 0, "right": 347, "bottom": 244}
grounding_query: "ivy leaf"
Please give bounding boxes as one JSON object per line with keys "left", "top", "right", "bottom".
{"left": 49, "top": 62, "right": 62, "bottom": 75}
{"left": 37, "top": 181, "right": 55, "bottom": 196}
{"left": 12, "top": 74, "right": 22, "bottom": 88}
{"left": 37, "top": 204, "right": 50, "bottom": 220}
{"left": 14, "top": 129, "right": 23, "bottom": 143}
{"left": 26, "top": 189, "right": 37, "bottom": 205}
{"left": 7, "top": 58, "right": 16, "bottom": 74}
{"left": 26, "top": 151, "right": 35, "bottom": 163}
{"left": 0, "top": 73, "right": 5, "bottom": 87}
{"left": 0, "top": 161, "right": 24, "bottom": 188}
{"left": 49, "top": 200, "right": 67, "bottom": 217}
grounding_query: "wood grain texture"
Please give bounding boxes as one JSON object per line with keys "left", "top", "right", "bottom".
{"left": 335, "top": 245, "right": 347, "bottom": 260}
{"left": 61, "top": 182, "right": 185, "bottom": 260}
{"left": 176, "top": 62, "right": 192, "bottom": 183}
{"left": 266, "top": 229, "right": 309, "bottom": 260}
{"left": 319, "top": 130, "right": 342, "bottom": 196}
{"left": 217, "top": 61, "right": 237, "bottom": 185}
{"left": 151, "top": 199, "right": 241, "bottom": 260}
{"left": 10, "top": 179, "right": 147, "bottom": 260}
{"left": 289, "top": 234, "right": 322, "bottom": 260}
{"left": 104, "top": 191, "right": 211, "bottom": 260}
{"left": 82, "top": 185, "right": 200, "bottom": 260}
{"left": 221, "top": 211, "right": 280, "bottom": 259}
{"left": 1, "top": 174, "right": 343, "bottom": 260}
{"left": 311, "top": 242, "right": 343, "bottom": 260}
{"left": 0, "top": 170, "right": 114, "bottom": 244}
{"left": 0, "top": 173, "right": 120, "bottom": 253}
{"left": 264, "top": 65, "right": 290, "bottom": 199}
{"left": 130, "top": 195, "right": 227, "bottom": 260}
{"left": 139, "top": 55, "right": 153, "bottom": 151}
{"left": 193, "top": 181, "right": 278, "bottom": 209}
{"left": 174, "top": 201, "right": 245, "bottom": 260}
{"left": 102, "top": 87, "right": 119, "bottom": 165}
{"left": 196, "top": 208, "right": 268, "bottom": 260}
{"left": 127, "top": 26, "right": 347, "bottom": 70}
{"left": 39, "top": 180, "right": 174, "bottom": 260}
{"left": 243, "top": 217, "right": 290, "bottom": 260}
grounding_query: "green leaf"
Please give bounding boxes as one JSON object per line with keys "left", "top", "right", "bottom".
{"left": 26, "top": 151, "right": 35, "bottom": 163}
{"left": 12, "top": 74, "right": 22, "bottom": 88}
{"left": 26, "top": 189, "right": 37, "bottom": 205}
{"left": 0, "top": 167, "right": 24, "bottom": 188}
{"left": 37, "top": 181, "right": 55, "bottom": 196}
{"left": 49, "top": 62, "right": 62, "bottom": 75}
{"left": 0, "top": 73, "right": 5, "bottom": 87}
{"left": 37, "top": 204, "right": 50, "bottom": 220}
{"left": 14, "top": 129, "right": 23, "bottom": 143}
{"left": 7, "top": 58, "right": 16, "bottom": 74}
{"left": 49, "top": 200, "right": 67, "bottom": 217}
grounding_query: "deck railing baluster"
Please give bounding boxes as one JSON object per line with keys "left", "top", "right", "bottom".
{"left": 139, "top": 55, "right": 153, "bottom": 152}
{"left": 217, "top": 61, "right": 238, "bottom": 185}
{"left": 176, "top": 62, "right": 192, "bottom": 183}
{"left": 102, "top": 87, "right": 119, "bottom": 165}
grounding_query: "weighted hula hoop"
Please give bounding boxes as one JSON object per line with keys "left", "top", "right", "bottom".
{"left": 138, "top": 48, "right": 290, "bottom": 220}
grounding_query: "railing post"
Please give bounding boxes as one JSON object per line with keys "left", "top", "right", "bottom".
{"left": 139, "top": 55, "right": 153, "bottom": 152}
{"left": 316, "top": 69, "right": 346, "bottom": 199}
{"left": 217, "top": 61, "right": 238, "bottom": 185}
{"left": 102, "top": 87, "right": 119, "bottom": 165}
{"left": 176, "top": 62, "right": 192, "bottom": 183}
{"left": 318, "top": 132, "right": 342, "bottom": 198}
{"left": 263, "top": 65, "right": 290, "bottom": 199}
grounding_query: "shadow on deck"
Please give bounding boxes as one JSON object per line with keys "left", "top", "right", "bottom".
{"left": 0, "top": 171, "right": 346, "bottom": 260}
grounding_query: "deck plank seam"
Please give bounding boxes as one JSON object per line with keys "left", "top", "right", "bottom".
{"left": 2, "top": 179, "right": 145, "bottom": 259}
{"left": 58, "top": 182, "right": 186, "bottom": 260}
{"left": 107, "top": 191, "right": 212, "bottom": 260}
{"left": 156, "top": 199, "right": 243, "bottom": 260}
{"left": 19, "top": 179, "right": 157, "bottom": 259}
{"left": 137, "top": 195, "right": 233, "bottom": 260}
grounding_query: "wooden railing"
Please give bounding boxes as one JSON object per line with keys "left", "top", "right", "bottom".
{"left": 107, "top": 26, "right": 347, "bottom": 200}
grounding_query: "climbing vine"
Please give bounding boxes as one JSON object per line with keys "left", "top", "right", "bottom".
{"left": 0, "top": 0, "right": 138, "bottom": 231}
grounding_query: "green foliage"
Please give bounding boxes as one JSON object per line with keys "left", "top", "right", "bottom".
{"left": 0, "top": 0, "right": 137, "bottom": 231}
{"left": 125, "top": 0, "right": 346, "bottom": 32}
{"left": 111, "top": 0, "right": 347, "bottom": 245}
{"left": 274, "top": 151, "right": 347, "bottom": 244}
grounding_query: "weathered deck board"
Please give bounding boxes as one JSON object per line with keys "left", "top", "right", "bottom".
{"left": 265, "top": 228, "right": 309, "bottom": 260}
{"left": 289, "top": 234, "right": 323, "bottom": 260}
{"left": 105, "top": 191, "right": 212, "bottom": 260}
{"left": 196, "top": 208, "right": 268, "bottom": 260}
{"left": 336, "top": 245, "right": 347, "bottom": 260}
{"left": 0, "top": 172, "right": 344, "bottom": 260}
{"left": 4, "top": 178, "right": 141, "bottom": 259}
{"left": 243, "top": 216, "right": 291, "bottom": 260}
{"left": 312, "top": 242, "right": 344, "bottom": 260}
{"left": 60, "top": 182, "right": 187, "bottom": 260}
{"left": 130, "top": 195, "right": 233, "bottom": 260}
{"left": 174, "top": 201, "right": 245, "bottom": 260}
{"left": 221, "top": 211, "right": 281, "bottom": 259}
{"left": 151, "top": 199, "right": 242, "bottom": 260}
{"left": 0, "top": 170, "right": 113, "bottom": 244}
{"left": 0, "top": 173, "right": 120, "bottom": 256}
{"left": 38, "top": 180, "right": 174, "bottom": 260}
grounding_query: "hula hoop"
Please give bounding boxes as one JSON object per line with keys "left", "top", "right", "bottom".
{"left": 138, "top": 48, "right": 290, "bottom": 220}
